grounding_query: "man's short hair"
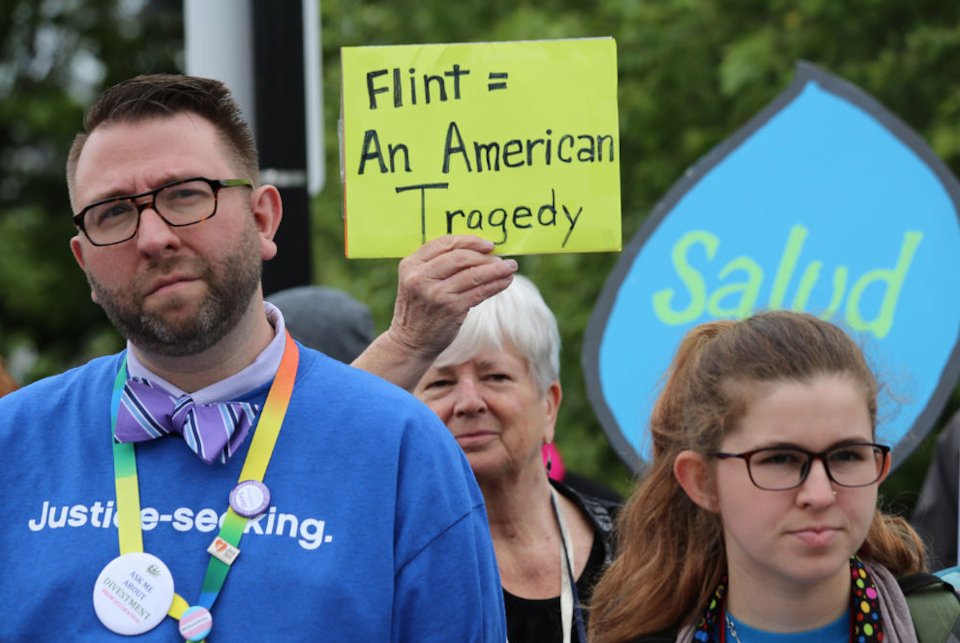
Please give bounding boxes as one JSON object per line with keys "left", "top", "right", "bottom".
{"left": 432, "top": 274, "right": 561, "bottom": 394}
{"left": 66, "top": 74, "right": 259, "bottom": 206}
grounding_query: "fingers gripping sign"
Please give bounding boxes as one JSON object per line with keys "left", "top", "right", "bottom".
{"left": 394, "top": 235, "right": 518, "bottom": 356}
{"left": 353, "top": 235, "right": 517, "bottom": 391}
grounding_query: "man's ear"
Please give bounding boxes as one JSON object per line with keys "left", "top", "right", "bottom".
{"left": 674, "top": 450, "right": 719, "bottom": 512}
{"left": 250, "top": 184, "right": 283, "bottom": 261}
{"left": 69, "top": 235, "right": 98, "bottom": 304}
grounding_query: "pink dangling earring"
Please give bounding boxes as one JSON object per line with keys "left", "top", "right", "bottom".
{"left": 542, "top": 442, "right": 564, "bottom": 481}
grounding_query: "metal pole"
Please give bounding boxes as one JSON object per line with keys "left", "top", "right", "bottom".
{"left": 183, "top": 0, "right": 256, "bottom": 131}
{"left": 252, "top": 1, "right": 313, "bottom": 295}
{"left": 184, "top": 0, "right": 320, "bottom": 295}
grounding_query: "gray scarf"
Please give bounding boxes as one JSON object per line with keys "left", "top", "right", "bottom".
{"left": 674, "top": 562, "right": 918, "bottom": 642}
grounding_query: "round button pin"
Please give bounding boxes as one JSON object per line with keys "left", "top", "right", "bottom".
{"left": 93, "top": 552, "right": 174, "bottom": 635}
{"left": 229, "top": 480, "right": 270, "bottom": 517}
{"left": 179, "top": 605, "right": 213, "bottom": 641}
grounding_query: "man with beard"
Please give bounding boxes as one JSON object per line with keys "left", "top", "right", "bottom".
{"left": 0, "top": 74, "right": 512, "bottom": 641}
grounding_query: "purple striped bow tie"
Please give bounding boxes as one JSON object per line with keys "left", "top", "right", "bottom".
{"left": 115, "top": 377, "right": 261, "bottom": 464}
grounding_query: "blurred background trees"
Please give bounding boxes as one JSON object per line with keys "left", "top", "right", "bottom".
{"left": 2, "top": 0, "right": 959, "bottom": 502}
{"left": 0, "top": 0, "right": 181, "bottom": 376}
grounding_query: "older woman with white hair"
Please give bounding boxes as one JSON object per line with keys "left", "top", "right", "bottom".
{"left": 356, "top": 242, "right": 616, "bottom": 641}
{"left": 414, "top": 274, "right": 618, "bottom": 643}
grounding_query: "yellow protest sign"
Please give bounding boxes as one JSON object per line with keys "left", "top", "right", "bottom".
{"left": 340, "top": 38, "right": 621, "bottom": 258}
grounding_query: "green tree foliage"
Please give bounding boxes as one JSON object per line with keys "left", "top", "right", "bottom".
{"left": 3, "top": 0, "right": 959, "bottom": 499}
{"left": 315, "top": 0, "right": 960, "bottom": 497}
{"left": 0, "top": 0, "right": 181, "bottom": 380}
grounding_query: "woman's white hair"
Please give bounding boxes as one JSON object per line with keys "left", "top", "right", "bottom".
{"left": 432, "top": 274, "right": 560, "bottom": 393}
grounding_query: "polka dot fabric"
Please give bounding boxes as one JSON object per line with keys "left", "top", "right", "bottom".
{"left": 693, "top": 557, "right": 884, "bottom": 642}
{"left": 692, "top": 580, "right": 726, "bottom": 642}
{"left": 851, "top": 557, "right": 884, "bottom": 643}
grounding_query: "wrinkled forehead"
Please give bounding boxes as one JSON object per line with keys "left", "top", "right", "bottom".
{"left": 430, "top": 340, "right": 533, "bottom": 379}
{"left": 70, "top": 114, "right": 236, "bottom": 207}
{"left": 433, "top": 340, "right": 501, "bottom": 372}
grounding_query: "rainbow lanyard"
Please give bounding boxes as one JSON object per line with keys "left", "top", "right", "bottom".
{"left": 109, "top": 332, "right": 299, "bottom": 627}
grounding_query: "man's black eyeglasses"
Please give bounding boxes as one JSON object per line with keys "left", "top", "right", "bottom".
{"left": 73, "top": 177, "right": 252, "bottom": 247}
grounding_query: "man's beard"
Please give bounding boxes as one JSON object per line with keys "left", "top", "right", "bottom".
{"left": 87, "top": 233, "right": 263, "bottom": 357}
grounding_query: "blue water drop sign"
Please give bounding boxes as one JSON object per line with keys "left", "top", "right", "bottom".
{"left": 584, "top": 62, "right": 960, "bottom": 472}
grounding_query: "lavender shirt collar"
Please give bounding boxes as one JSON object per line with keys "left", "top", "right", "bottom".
{"left": 125, "top": 301, "right": 288, "bottom": 404}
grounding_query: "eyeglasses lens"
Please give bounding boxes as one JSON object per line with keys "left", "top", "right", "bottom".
{"left": 83, "top": 180, "right": 216, "bottom": 245}
{"left": 748, "top": 445, "right": 883, "bottom": 490}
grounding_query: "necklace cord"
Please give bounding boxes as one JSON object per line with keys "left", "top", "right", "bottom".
{"left": 109, "top": 332, "right": 299, "bottom": 632}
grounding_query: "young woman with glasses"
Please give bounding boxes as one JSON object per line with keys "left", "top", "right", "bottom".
{"left": 588, "top": 310, "right": 931, "bottom": 642}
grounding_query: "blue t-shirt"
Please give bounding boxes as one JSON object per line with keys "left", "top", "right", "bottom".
{"left": 722, "top": 610, "right": 849, "bottom": 642}
{"left": 0, "top": 345, "right": 505, "bottom": 641}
